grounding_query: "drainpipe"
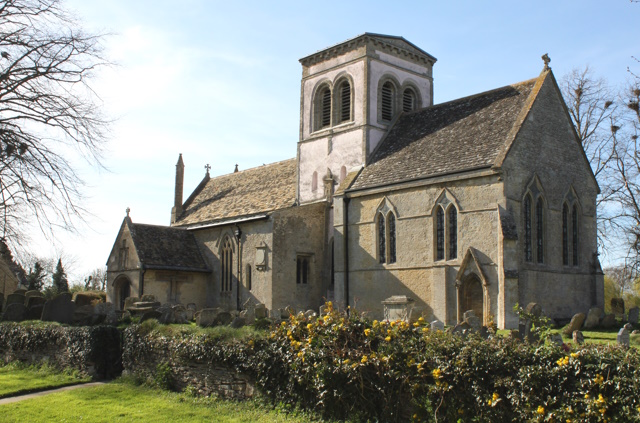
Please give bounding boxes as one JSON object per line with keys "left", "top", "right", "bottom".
{"left": 139, "top": 263, "right": 146, "bottom": 297}
{"left": 343, "top": 197, "right": 350, "bottom": 315}
{"left": 235, "top": 225, "right": 243, "bottom": 311}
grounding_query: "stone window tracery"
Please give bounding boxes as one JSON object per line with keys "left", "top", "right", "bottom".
{"left": 436, "top": 206, "right": 445, "bottom": 261}
{"left": 435, "top": 203, "right": 458, "bottom": 261}
{"left": 562, "top": 203, "right": 569, "bottom": 266}
{"left": 376, "top": 210, "right": 397, "bottom": 264}
{"left": 536, "top": 198, "right": 544, "bottom": 263}
{"left": 221, "top": 236, "right": 233, "bottom": 292}
{"left": 572, "top": 204, "right": 579, "bottom": 266}
{"left": 448, "top": 206, "right": 457, "bottom": 259}
{"left": 524, "top": 194, "right": 532, "bottom": 262}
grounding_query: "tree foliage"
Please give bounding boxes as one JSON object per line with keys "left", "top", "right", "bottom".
{"left": 51, "top": 257, "right": 67, "bottom": 292}
{"left": 0, "top": 0, "right": 109, "bottom": 247}
{"left": 25, "top": 260, "right": 45, "bottom": 290}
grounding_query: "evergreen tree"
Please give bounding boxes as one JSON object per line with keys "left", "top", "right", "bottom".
{"left": 51, "top": 258, "right": 69, "bottom": 293}
{"left": 26, "top": 261, "right": 46, "bottom": 291}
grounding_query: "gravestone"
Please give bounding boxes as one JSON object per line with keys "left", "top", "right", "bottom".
{"left": 73, "top": 304, "right": 95, "bottom": 325}
{"left": 430, "top": 320, "right": 444, "bottom": 331}
{"left": 254, "top": 304, "right": 267, "bottom": 319}
{"left": 465, "top": 315, "right": 482, "bottom": 332}
{"left": 280, "top": 306, "right": 295, "bottom": 319}
{"left": 185, "top": 303, "right": 196, "bottom": 321}
{"left": 94, "top": 302, "right": 117, "bottom": 325}
{"left": 304, "top": 309, "right": 316, "bottom": 318}
{"left": 319, "top": 304, "right": 330, "bottom": 317}
{"left": 2, "top": 303, "right": 27, "bottom": 322}
{"left": 141, "top": 309, "right": 162, "bottom": 322}
{"left": 26, "top": 296, "right": 46, "bottom": 309}
{"left": 584, "top": 307, "right": 604, "bottom": 329}
{"left": 230, "top": 316, "right": 245, "bottom": 328}
{"left": 617, "top": 326, "right": 630, "bottom": 347}
{"left": 5, "top": 293, "right": 26, "bottom": 307}
{"left": 0, "top": 293, "right": 3, "bottom": 312}
{"left": 611, "top": 298, "right": 625, "bottom": 318}
{"left": 548, "top": 333, "right": 564, "bottom": 347}
{"left": 562, "top": 313, "right": 585, "bottom": 336}
{"left": 628, "top": 306, "right": 639, "bottom": 325}
{"left": 13, "top": 289, "right": 26, "bottom": 295}
{"left": 74, "top": 292, "right": 98, "bottom": 307}
{"left": 173, "top": 304, "right": 188, "bottom": 323}
{"left": 452, "top": 321, "right": 470, "bottom": 338}
{"left": 525, "top": 302, "right": 542, "bottom": 317}
{"left": 123, "top": 297, "right": 140, "bottom": 310}
{"left": 509, "top": 329, "right": 522, "bottom": 341}
{"left": 214, "top": 311, "right": 233, "bottom": 326}
{"left": 600, "top": 313, "right": 617, "bottom": 329}
{"left": 572, "top": 330, "right": 584, "bottom": 345}
{"left": 24, "top": 290, "right": 44, "bottom": 303}
{"left": 140, "top": 294, "right": 157, "bottom": 302}
{"left": 41, "top": 293, "right": 75, "bottom": 324}
{"left": 382, "top": 296, "right": 415, "bottom": 322}
{"left": 26, "top": 304, "right": 44, "bottom": 320}
{"left": 197, "top": 308, "right": 221, "bottom": 327}
{"left": 463, "top": 310, "right": 476, "bottom": 321}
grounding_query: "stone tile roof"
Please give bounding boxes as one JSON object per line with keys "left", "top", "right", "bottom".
{"left": 350, "top": 78, "right": 537, "bottom": 191}
{"left": 175, "top": 159, "right": 296, "bottom": 227}
{"left": 128, "top": 222, "right": 209, "bottom": 272}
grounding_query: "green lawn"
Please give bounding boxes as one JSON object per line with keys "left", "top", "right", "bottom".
{"left": 0, "top": 363, "right": 91, "bottom": 398}
{"left": 497, "top": 327, "right": 640, "bottom": 346}
{"left": 0, "top": 379, "right": 321, "bottom": 422}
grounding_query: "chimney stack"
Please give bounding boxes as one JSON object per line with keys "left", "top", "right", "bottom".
{"left": 171, "top": 154, "right": 185, "bottom": 224}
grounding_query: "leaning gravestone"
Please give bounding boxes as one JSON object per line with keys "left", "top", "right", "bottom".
{"left": 254, "top": 304, "right": 267, "bottom": 319}
{"left": 431, "top": 320, "right": 444, "bottom": 331}
{"left": 600, "top": 313, "right": 617, "bottom": 329}
{"left": 562, "top": 313, "right": 586, "bottom": 336}
{"left": 611, "top": 298, "right": 625, "bottom": 319}
{"left": 463, "top": 310, "right": 476, "bottom": 321}
{"left": 628, "top": 306, "right": 639, "bottom": 325}
{"left": 41, "top": 293, "right": 75, "bottom": 324}
{"left": 617, "top": 326, "right": 630, "bottom": 347}
{"left": 548, "top": 333, "right": 564, "bottom": 347}
{"left": 123, "top": 297, "right": 140, "bottom": 310}
{"left": 573, "top": 330, "right": 585, "bottom": 345}
{"left": 465, "top": 315, "right": 482, "bottom": 332}
{"left": 230, "top": 316, "right": 245, "bottom": 328}
{"left": 214, "top": 311, "right": 233, "bottom": 326}
{"left": 525, "top": 302, "right": 542, "bottom": 317}
{"left": 5, "top": 293, "right": 26, "bottom": 307}
{"left": 196, "top": 308, "right": 221, "bottom": 327}
{"left": 583, "top": 307, "right": 604, "bottom": 329}
{"left": 2, "top": 303, "right": 27, "bottom": 322}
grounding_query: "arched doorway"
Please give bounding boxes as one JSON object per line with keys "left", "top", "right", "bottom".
{"left": 462, "top": 274, "right": 484, "bottom": 322}
{"left": 114, "top": 276, "right": 132, "bottom": 310}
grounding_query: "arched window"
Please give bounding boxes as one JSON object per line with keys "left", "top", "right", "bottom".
{"left": 536, "top": 198, "right": 544, "bottom": 263}
{"left": 523, "top": 194, "right": 532, "bottom": 262}
{"left": 436, "top": 206, "right": 445, "bottom": 261}
{"left": 337, "top": 80, "right": 351, "bottom": 123}
{"left": 377, "top": 213, "right": 386, "bottom": 264}
{"left": 314, "top": 84, "right": 332, "bottom": 131}
{"left": 402, "top": 88, "right": 416, "bottom": 113}
{"left": 388, "top": 212, "right": 396, "bottom": 264}
{"left": 448, "top": 206, "right": 457, "bottom": 259}
{"left": 246, "top": 264, "right": 252, "bottom": 291}
{"left": 562, "top": 203, "right": 569, "bottom": 266}
{"left": 311, "top": 171, "right": 318, "bottom": 192}
{"left": 381, "top": 81, "right": 395, "bottom": 121}
{"left": 572, "top": 204, "right": 579, "bottom": 266}
{"left": 340, "top": 165, "right": 347, "bottom": 183}
{"left": 221, "top": 236, "right": 233, "bottom": 292}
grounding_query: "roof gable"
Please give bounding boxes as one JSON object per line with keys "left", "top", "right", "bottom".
{"left": 349, "top": 77, "right": 537, "bottom": 191}
{"left": 175, "top": 158, "right": 296, "bottom": 227}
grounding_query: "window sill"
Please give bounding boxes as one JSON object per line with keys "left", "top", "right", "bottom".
{"left": 311, "top": 120, "right": 355, "bottom": 135}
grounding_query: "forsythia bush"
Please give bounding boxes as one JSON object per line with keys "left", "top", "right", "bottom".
{"left": 124, "top": 303, "right": 640, "bottom": 422}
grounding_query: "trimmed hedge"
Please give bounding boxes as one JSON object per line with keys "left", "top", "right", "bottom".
{"left": 0, "top": 322, "right": 121, "bottom": 379}
{"left": 122, "top": 304, "right": 640, "bottom": 422}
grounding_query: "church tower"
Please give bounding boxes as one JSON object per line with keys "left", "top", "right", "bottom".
{"left": 297, "top": 33, "right": 436, "bottom": 203}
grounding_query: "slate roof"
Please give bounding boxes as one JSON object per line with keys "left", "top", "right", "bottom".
{"left": 349, "top": 77, "right": 538, "bottom": 191}
{"left": 128, "top": 222, "right": 209, "bottom": 272}
{"left": 175, "top": 158, "right": 297, "bottom": 227}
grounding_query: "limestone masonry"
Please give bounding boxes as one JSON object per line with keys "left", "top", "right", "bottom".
{"left": 106, "top": 33, "right": 603, "bottom": 329}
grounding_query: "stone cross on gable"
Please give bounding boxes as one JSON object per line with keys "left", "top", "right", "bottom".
{"left": 126, "top": 207, "right": 130, "bottom": 217}
{"left": 542, "top": 53, "right": 551, "bottom": 70}
{"left": 205, "top": 164, "right": 211, "bottom": 175}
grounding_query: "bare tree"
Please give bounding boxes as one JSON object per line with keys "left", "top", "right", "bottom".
{"left": 0, "top": 0, "right": 109, "bottom": 248}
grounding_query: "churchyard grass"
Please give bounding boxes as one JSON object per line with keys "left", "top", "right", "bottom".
{"left": 0, "top": 378, "right": 322, "bottom": 423}
{"left": 498, "top": 328, "right": 640, "bottom": 346}
{"left": 0, "top": 362, "right": 90, "bottom": 398}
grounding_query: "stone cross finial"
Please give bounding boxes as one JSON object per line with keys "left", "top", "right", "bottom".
{"left": 126, "top": 207, "right": 130, "bottom": 217}
{"left": 205, "top": 164, "right": 211, "bottom": 175}
{"left": 234, "top": 164, "right": 239, "bottom": 173}
{"left": 542, "top": 53, "right": 551, "bottom": 70}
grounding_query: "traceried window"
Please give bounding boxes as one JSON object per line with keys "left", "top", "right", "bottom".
{"left": 562, "top": 203, "right": 569, "bottom": 266}
{"left": 436, "top": 206, "right": 445, "bottom": 261}
{"left": 381, "top": 81, "right": 395, "bottom": 121}
{"left": 448, "top": 206, "right": 457, "bottom": 259}
{"left": 296, "top": 255, "right": 310, "bottom": 284}
{"left": 536, "top": 198, "right": 544, "bottom": 263}
{"left": 524, "top": 194, "right": 532, "bottom": 262}
{"left": 377, "top": 211, "right": 397, "bottom": 264}
{"left": 221, "top": 236, "right": 233, "bottom": 292}
{"left": 572, "top": 204, "right": 579, "bottom": 266}
{"left": 402, "top": 88, "right": 416, "bottom": 113}
{"left": 337, "top": 80, "right": 351, "bottom": 123}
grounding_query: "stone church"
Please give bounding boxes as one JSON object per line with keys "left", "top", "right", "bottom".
{"left": 106, "top": 33, "right": 604, "bottom": 329}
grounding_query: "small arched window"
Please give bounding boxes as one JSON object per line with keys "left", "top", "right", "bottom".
{"left": 311, "top": 171, "right": 318, "bottom": 192}
{"left": 377, "top": 213, "right": 386, "bottom": 264}
{"left": 562, "top": 203, "right": 569, "bottom": 266}
{"left": 572, "top": 204, "right": 579, "bottom": 266}
{"left": 402, "top": 88, "right": 416, "bottom": 113}
{"left": 536, "top": 198, "right": 544, "bottom": 263}
{"left": 523, "top": 194, "right": 532, "bottom": 262}
{"left": 221, "top": 236, "right": 233, "bottom": 292}
{"left": 314, "top": 85, "right": 332, "bottom": 131}
{"left": 337, "top": 80, "right": 351, "bottom": 123}
{"left": 381, "top": 81, "right": 395, "bottom": 121}
{"left": 340, "top": 166, "right": 347, "bottom": 183}
{"left": 448, "top": 206, "right": 457, "bottom": 259}
{"left": 436, "top": 206, "right": 445, "bottom": 261}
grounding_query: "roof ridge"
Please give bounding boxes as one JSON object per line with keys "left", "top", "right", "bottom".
{"left": 209, "top": 157, "right": 295, "bottom": 180}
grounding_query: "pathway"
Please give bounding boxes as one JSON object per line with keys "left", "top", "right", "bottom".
{"left": 0, "top": 382, "right": 105, "bottom": 405}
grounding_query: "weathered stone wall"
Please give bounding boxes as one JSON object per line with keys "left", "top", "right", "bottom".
{"left": 502, "top": 74, "right": 603, "bottom": 321}
{"left": 334, "top": 173, "right": 503, "bottom": 325}
{"left": 272, "top": 203, "right": 327, "bottom": 314}
{"left": 142, "top": 270, "right": 209, "bottom": 310}
{"left": 106, "top": 222, "right": 142, "bottom": 307}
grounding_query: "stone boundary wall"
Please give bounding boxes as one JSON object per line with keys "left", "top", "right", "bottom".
{"left": 121, "top": 326, "right": 255, "bottom": 399}
{"left": 0, "top": 323, "right": 122, "bottom": 380}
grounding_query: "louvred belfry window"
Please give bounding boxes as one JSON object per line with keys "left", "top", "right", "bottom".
{"left": 381, "top": 82, "right": 394, "bottom": 121}
{"left": 403, "top": 88, "right": 415, "bottom": 113}
{"left": 339, "top": 81, "right": 351, "bottom": 123}
{"left": 321, "top": 88, "right": 331, "bottom": 128}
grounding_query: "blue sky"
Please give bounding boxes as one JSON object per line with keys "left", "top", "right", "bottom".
{"left": 36, "top": 0, "right": 639, "bottom": 280}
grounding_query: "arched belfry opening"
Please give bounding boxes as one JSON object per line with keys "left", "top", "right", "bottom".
{"left": 455, "top": 248, "right": 490, "bottom": 325}
{"left": 114, "top": 275, "right": 132, "bottom": 310}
